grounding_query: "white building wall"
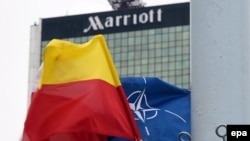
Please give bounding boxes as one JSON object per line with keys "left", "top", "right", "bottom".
{"left": 27, "top": 23, "right": 41, "bottom": 106}
{"left": 191, "top": 0, "right": 250, "bottom": 140}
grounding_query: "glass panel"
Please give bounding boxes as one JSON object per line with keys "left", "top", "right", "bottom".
{"left": 40, "top": 25, "right": 190, "bottom": 89}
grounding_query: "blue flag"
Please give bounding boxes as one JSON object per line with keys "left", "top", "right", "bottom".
{"left": 110, "top": 77, "right": 191, "bottom": 141}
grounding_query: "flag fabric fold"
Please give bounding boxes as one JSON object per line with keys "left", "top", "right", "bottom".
{"left": 22, "top": 35, "right": 141, "bottom": 141}
{"left": 110, "top": 77, "right": 191, "bottom": 141}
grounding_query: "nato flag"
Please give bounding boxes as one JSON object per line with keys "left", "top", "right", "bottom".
{"left": 110, "top": 77, "right": 191, "bottom": 141}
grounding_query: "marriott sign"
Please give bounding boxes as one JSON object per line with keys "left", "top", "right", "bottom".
{"left": 83, "top": 9, "right": 163, "bottom": 33}
{"left": 41, "top": 3, "right": 189, "bottom": 41}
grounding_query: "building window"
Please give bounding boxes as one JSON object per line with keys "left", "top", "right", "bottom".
{"left": 41, "top": 25, "right": 190, "bottom": 89}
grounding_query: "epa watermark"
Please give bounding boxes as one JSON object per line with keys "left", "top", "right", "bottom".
{"left": 227, "top": 125, "right": 250, "bottom": 141}
{"left": 216, "top": 124, "right": 250, "bottom": 141}
{"left": 230, "top": 130, "right": 247, "bottom": 138}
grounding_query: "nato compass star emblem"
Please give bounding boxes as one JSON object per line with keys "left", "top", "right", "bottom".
{"left": 127, "top": 77, "right": 187, "bottom": 136}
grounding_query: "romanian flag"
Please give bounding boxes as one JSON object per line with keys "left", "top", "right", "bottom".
{"left": 22, "top": 35, "right": 142, "bottom": 141}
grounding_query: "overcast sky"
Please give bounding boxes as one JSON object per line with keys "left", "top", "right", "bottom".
{"left": 0, "top": 0, "right": 189, "bottom": 140}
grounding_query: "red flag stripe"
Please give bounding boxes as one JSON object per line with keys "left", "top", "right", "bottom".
{"left": 24, "top": 79, "right": 137, "bottom": 141}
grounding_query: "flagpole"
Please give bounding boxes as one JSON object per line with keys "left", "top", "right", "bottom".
{"left": 191, "top": 0, "right": 250, "bottom": 141}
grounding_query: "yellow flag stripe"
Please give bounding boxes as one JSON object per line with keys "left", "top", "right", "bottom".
{"left": 39, "top": 35, "right": 121, "bottom": 87}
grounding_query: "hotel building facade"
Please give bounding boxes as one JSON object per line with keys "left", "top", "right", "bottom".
{"left": 28, "top": 2, "right": 190, "bottom": 100}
